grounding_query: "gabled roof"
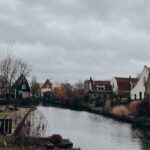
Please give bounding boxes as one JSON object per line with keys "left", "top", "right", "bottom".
{"left": 40, "top": 79, "right": 52, "bottom": 89}
{"left": 13, "top": 74, "right": 26, "bottom": 88}
{"left": 12, "top": 74, "right": 30, "bottom": 91}
{"left": 115, "top": 77, "right": 138, "bottom": 91}
{"left": 85, "top": 79, "right": 112, "bottom": 91}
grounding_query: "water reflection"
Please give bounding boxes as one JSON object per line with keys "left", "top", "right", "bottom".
{"left": 36, "top": 106, "right": 150, "bottom": 150}
{"left": 131, "top": 127, "right": 150, "bottom": 150}
{"left": 3, "top": 107, "right": 150, "bottom": 150}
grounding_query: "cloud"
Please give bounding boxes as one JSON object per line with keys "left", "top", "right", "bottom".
{"left": 0, "top": 0, "right": 150, "bottom": 82}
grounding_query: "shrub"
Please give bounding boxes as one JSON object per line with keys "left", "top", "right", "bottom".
{"left": 129, "top": 101, "right": 141, "bottom": 116}
{"left": 112, "top": 106, "right": 130, "bottom": 116}
{"left": 0, "top": 137, "right": 5, "bottom": 147}
{"left": 137, "top": 100, "right": 150, "bottom": 116}
{"left": 104, "top": 99, "right": 112, "bottom": 112}
{"left": 49, "top": 134, "right": 62, "bottom": 145}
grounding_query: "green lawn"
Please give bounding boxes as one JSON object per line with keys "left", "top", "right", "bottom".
{"left": 0, "top": 112, "right": 10, "bottom": 118}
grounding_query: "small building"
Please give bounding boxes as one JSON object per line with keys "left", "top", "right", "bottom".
{"left": 84, "top": 77, "right": 112, "bottom": 100}
{"left": 40, "top": 79, "right": 52, "bottom": 97}
{"left": 131, "top": 65, "right": 150, "bottom": 100}
{"left": 111, "top": 76, "right": 138, "bottom": 100}
{"left": 13, "top": 74, "right": 31, "bottom": 99}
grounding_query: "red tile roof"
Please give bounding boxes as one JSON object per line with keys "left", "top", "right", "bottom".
{"left": 115, "top": 77, "right": 138, "bottom": 91}
{"left": 85, "top": 80, "right": 112, "bottom": 91}
{"left": 40, "top": 79, "right": 52, "bottom": 89}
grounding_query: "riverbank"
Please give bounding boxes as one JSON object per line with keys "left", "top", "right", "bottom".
{"left": 41, "top": 101, "right": 150, "bottom": 130}
{"left": 0, "top": 106, "right": 80, "bottom": 150}
{"left": 88, "top": 108, "right": 150, "bottom": 129}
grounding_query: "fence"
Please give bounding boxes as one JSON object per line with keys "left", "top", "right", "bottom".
{"left": 0, "top": 119, "right": 12, "bottom": 135}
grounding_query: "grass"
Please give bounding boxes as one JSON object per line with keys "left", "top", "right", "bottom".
{"left": 94, "top": 107, "right": 104, "bottom": 113}
{"left": 0, "top": 112, "right": 10, "bottom": 118}
{"left": 0, "top": 137, "right": 5, "bottom": 147}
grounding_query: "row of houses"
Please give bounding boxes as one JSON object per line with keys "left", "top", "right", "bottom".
{"left": 0, "top": 65, "right": 149, "bottom": 102}
{"left": 0, "top": 74, "right": 53, "bottom": 100}
{"left": 84, "top": 65, "right": 150, "bottom": 101}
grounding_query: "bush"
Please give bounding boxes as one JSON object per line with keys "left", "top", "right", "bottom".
{"left": 49, "top": 134, "right": 62, "bottom": 145}
{"left": 129, "top": 101, "right": 141, "bottom": 116}
{"left": 0, "top": 137, "right": 5, "bottom": 147}
{"left": 112, "top": 106, "right": 130, "bottom": 116}
{"left": 137, "top": 100, "right": 150, "bottom": 116}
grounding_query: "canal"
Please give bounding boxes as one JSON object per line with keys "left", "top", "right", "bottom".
{"left": 38, "top": 106, "right": 150, "bottom": 150}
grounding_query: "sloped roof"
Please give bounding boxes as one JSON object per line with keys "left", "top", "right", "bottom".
{"left": 115, "top": 77, "right": 138, "bottom": 91}
{"left": 13, "top": 74, "right": 25, "bottom": 88}
{"left": 85, "top": 79, "right": 112, "bottom": 91}
{"left": 40, "top": 79, "right": 52, "bottom": 89}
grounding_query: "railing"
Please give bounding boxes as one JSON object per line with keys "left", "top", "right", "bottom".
{"left": 0, "top": 119, "right": 12, "bottom": 135}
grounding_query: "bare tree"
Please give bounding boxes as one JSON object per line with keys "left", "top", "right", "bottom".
{"left": 0, "top": 48, "right": 31, "bottom": 96}
{"left": 31, "top": 75, "right": 40, "bottom": 95}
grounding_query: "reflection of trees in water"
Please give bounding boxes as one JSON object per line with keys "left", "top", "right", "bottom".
{"left": 88, "top": 114, "right": 102, "bottom": 122}
{"left": 23, "top": 110, "right": 48, "bottom": 137}
{"left": 131, "top": 126, "right": 150, "bottom": 150}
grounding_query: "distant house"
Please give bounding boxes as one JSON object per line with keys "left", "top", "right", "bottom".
{"left": 131, "top": 65, "right": 150, "bottom": 100}
{"left": 40, "top": 79, "right": 52, "bottom": 96}
{"left": 13, "top": 74, "right": 31, "bottom": 99}
{"left": 111, "top": 76, "right": 138, "bottom": 99}
{"left": 84, "top": 77, "right": 112, "bottom": 100}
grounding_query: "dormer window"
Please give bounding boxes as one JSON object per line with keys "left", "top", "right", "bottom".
{"left": 97, "top": 86, "right": 105, "bottom": 91}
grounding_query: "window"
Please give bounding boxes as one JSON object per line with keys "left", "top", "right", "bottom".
{"left": 22, "top": 84, "right": 26, "bottom": 90}
{"left": 97, "top": 86, "right": 105, "bottom": 91}
{"left": 143, "top": 77, "right": 147, "bottom": 86}
{"left": 134, "top": 94, "right": 136, "bottom": 100}
{"left": 139, "top": 92, "right": 142, "bottom": 100}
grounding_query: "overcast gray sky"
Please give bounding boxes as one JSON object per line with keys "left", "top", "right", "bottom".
{"left": 0, "top": 0, "right": 150, "bottom": 83}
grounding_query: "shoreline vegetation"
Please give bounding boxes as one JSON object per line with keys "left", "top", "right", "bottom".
{"left": 1, "top": 97, "right": 150, "bottom": 149}
{"left": 1, "top": 98, "right": 150, "bottom": 130}
{"left": 0, "top": 105, "right": 80, "bottom": 150}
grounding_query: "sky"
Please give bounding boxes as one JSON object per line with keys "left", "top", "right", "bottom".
{"left": 0, "top": 0, "right": 150, "bottom": 83}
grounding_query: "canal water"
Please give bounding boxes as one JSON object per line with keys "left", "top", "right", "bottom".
{"left": 38, "top": 106, "right": 150, "bottom": 150}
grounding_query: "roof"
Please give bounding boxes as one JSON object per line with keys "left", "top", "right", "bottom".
{"left": 85, "top": 79, "right": 112, "bottom": 91}
{"left": 12, "top": 74, "right": 30, "bottom": 91}
{"left": 13, "top": 74, "right": 25, "bottom": 88}
{"left": 115, "top": 77, "right": 138, "bottom": 91}
{"left": 40, "top": 79, "right": 52, "bottom": 89}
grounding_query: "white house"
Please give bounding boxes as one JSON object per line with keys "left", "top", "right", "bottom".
{"left": 131, "top": 65, "right": 150, "bottom": 100}
{"left": 111, "top": 77, "right": 138, "bottom": 99}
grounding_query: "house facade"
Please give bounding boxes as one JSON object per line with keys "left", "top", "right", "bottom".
{"left": 131, "top": 66, "right": 150, "bottom": 100}
{"left": 84, "top": 77, "right": 112, "bottom": 100}
{"left": 40, "top": 79, "right": 53, "bottom": 96}
{"left": 111, "top": 77, "right": 138, "bottom": 99}
{"left": 13, "top": 74, "right": 31, "bottom": 99}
